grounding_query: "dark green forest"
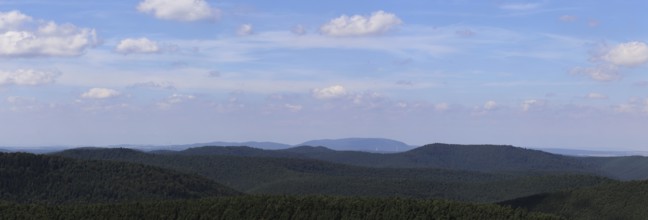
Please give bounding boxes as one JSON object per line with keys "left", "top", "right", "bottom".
{"left": 0, "top": 153, "right": 239, "bottom": 204}
{"left": 502, "top": 180, "right": 648, "bottom": 220}
{"left": 164, "top": 143, "right": 648, "bottom": 180}
{"left": 55, "top": 147, "right": 613, "bottom": 202}
{"left": 0, "top": 195, "right": 559, "bottom": 220}
{"left": 3, "top": 143, "right": 648, "bottom": 219}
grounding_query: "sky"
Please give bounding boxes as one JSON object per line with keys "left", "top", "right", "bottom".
{"left": 0, "top": 0, "right": 647, "bottom": 150}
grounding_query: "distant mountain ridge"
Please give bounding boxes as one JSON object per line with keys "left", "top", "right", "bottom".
{"left": 297, "top": 138, "right": 412, "bottom": 152}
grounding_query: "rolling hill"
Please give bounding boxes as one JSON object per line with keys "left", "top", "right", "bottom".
{"left": 176, "top": 144, "right": 596, "bottom": 174}
{"left": 0, "top": 152, "right": 240, "bottom": 204}
{"left": 55, "top": 147, "right": 613, "bottom": 203}
{"left": 170, "top": 143, "right": 648, "bottom": 180}
{"left": 502, "top": 180, "right": 648, "bottom": 220}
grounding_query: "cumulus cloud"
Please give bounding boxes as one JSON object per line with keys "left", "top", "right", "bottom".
{"left": 484, "top": 101, "right": 498, "bottom": 110}
{"left": 586, "top": 92, "right": 608, "bottom": 100}
{"left": 602, "top": 41, "right": 648, "bottom": 67}
{"left": 312, "top": 85, "right": 348, "bottom": 99}
{"left": 237, "top": 24, "right": 254, "bottom": 36}
{"left": 0, "top": 10, "right": 32, "bottom": 30}
{"left": 499, "top": 3, "right": 541, "bottom": 10}
{"left": 157, "top": 93, "right": 195, "bottom": 109}
{"left": 320, "top": 10, "right": 402, "bottom": 37}
{"left": 571, "top": 65, "right": 620, "bottom": 82}
{"left": 521, "top": 99, "right": 545, "bottom": 112}
{"left": 81, "top": 88, "right": 120, "bottom": 99}
{"left": 0, "top": 10, "right": 98, "bottom": 57}
{"left": 573, "top": 41, "right": 648, "bottom": 82}
{"left": 614, "top": 98, "right": 648, "bottom": 114}
{"left": 0, "top": 69, "right": 60, "bottom": 86}
{"left": 137, "top": 0, "right": 220, "bottom": 22}
{"left": 115, "top": 37, "right": 160, "bottom": 54}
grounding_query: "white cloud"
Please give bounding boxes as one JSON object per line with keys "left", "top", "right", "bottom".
{"left": 137, "top": 0, "right": 219, "bottom": 22}
{"left": 521, "top": 99, "right": 545, "bottom": 112}
{"left": 499, "top": 3, "right": 541, "bottom": 10}
{"left": 0, "top": 69, "right": 60, "bottom": 86}
{"left": 0, "top": 10, "right": 32, "bottom": 30}
{"left": 115, "top": 37, "right": 160, "bottom": 54}
{"left": 157, "top": 93, "right": 195, "bottom": 109}
{"left": 312, "top": 85, "right": 348, "bottom": 99}
{"left": 320, "top": 10, "right": 402, "bottom": 37}
{"left": 573, "top": 41, "right": 648, "bottom": 82}
{"left": 237, "top": 24, "right": 254, "bottom": 36}
{"left": 284, "top": 104, "right": 303, "bottom": 112}
{"left": 81, "top": 88, "right": 120, "bottom": 99}
{"left": 586, "top": 92, "right": 608, "bottom": 100}
{"left": 571, "top": 65, "right": 620, "bottom": 82}
{"left": 484, "top": 101, "right": 498, "bottom": 110}
{"left": 602, "top": 41, "right": 648, "bottom": 67}
{"left": 0, "top": 10, "right": 98, "bottom": 57}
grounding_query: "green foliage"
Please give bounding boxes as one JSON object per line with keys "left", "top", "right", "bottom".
{"left": 55, "top": 148, "right": 613, "bottom": 203}
{"left": 0, "top": 152, "right": 240, "bottom": 204}
{"left": 0, "top": 195, "right": 561, "bottom": 220}
{"left": 502, "top": 180, "right": 648, "bottom": 220}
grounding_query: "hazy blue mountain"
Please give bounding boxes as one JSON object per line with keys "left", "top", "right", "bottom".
{"left": 298, "top": 138, "right": 412, "bottom": 152}
{"left": 138, "top": 141, "right": 292, "bottom": 151}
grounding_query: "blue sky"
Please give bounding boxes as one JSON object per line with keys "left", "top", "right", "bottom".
{"left": 1, "top": 0, "right": 647, "bottom": 149}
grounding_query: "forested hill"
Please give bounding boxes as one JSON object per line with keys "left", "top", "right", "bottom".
{"left": 0, "top": 153, "right": 240, "bottom": 204}
{"left": 167, "top": 143, "right": 648, "bottom": 180}
{"left": 502, "top": 180, "right": 648, "bottom": 220}
{"left": 56, "top": 148, "right": 613, "bottom": 203}
{"left": 0, "top": 195, "right": 560, "bottom": 220}
{"left": 172, "top": 143, "right": 594, "bottom": 174}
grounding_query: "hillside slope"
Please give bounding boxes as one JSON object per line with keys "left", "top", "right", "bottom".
{"left": 502, "top": 180, "right": 648, "bottom": 220}
{"left": 0, "top": 153, "right": 240, "bottom": 204}
{"left": 56, "top": 148, "right": 613, "bottom": 203}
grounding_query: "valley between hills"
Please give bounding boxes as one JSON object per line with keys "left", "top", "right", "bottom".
{"left": 2, "top": 140, "right": 648, "bottom": 219}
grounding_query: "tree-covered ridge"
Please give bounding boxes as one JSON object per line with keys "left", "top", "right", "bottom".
{"left": 501, "top": 180, "right": 648, "bottom": 220}
{"left": 0, "top": 153, "right": 240, "bottom": 204}
{"left": 55, "top": 148, "right": 614, "bottom": 203}
{"left": 167, "top": 143, "right": 648, "bottom": 180}
{"left": 0, "top": 195, "right": 561, "bottom": 220}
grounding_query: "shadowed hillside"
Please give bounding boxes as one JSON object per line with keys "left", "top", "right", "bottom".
{"left": 0, "top": 152, "right": 240, "bottom": 204}
{"left": 56, "top": 148, "right": 613, "bottom": 203}
{"left": 502, "top": 180, "right": 648, "bottom": 220}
